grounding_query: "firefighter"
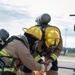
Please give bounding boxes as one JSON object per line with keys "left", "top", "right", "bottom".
{"left": 35, "top": 13, "right": 63, "bottom": 75}
{"left": 0, "top": 28, "right": 48, "bottom": 75}
{"left": 22, "top": 13, "right": 63, "bottom": 75}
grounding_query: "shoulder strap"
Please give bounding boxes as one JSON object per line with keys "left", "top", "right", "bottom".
{"left": 7, "top": 36, "right": 25, "bottom": 45}
{"left": 0, "top": 36, "right": 25, "bottom": 51}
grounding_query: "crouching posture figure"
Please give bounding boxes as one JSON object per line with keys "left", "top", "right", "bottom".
{"left": 22, "top": 13, "right": 63, "bottom": 75}
{"left": 0, "top": 28, "right": 47, "bottom": 75}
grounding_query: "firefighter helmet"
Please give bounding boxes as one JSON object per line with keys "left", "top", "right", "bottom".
{"left": 23, "top": 26, "right": 42, "bottom": 40}
{"left": 44, "top": 26, "right": 61, "bottom": 48}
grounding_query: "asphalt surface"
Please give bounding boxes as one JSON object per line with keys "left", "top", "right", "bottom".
{"left": 58, "top": 56, "right": 75, "bottom": 75}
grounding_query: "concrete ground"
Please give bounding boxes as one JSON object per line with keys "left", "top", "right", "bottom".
{"left": 41, "top": 56, "right": 75, "bottom": 75}
{"left": 58, "top": 56, "right": 75, "bottom": 75}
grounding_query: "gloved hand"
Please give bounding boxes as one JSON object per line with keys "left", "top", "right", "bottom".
{"left": 40, "top": 64, "right": 46, "bottom": 73}
{"left": 44, "top": 60, "right": 52, "bottom": 71}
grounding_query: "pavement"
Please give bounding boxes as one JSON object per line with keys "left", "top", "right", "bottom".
{"left": 58, "top": 56, "right": 75, "bottom": 75}
{"left": 42, "top": 56, "right": 75, "bottom": 75}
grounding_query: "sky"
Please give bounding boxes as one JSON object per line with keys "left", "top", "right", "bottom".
{"left": 0, "top": 0, "right": 75, "bottom": 48}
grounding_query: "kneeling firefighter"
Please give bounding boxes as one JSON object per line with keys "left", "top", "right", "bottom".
{"left": 22, "top": 13, "right": 63, "bottom": 75}
{"left": 0, "top": 28, "right": 48, "bottom": 75}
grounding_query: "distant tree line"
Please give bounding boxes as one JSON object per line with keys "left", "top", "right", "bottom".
{"left": 61, "top": 47, "right": 75, "bottom": 55}
{"left": 63, "top": 47, "right": 75, "bottom": 53}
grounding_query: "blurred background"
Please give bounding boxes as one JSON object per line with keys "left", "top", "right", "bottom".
{"left": 0, "top": 0, "right": 75, "bottom": 74}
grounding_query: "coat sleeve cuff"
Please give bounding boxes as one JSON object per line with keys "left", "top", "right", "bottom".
{"left": 50, "top": 54, "right": 58, "bottom": 61}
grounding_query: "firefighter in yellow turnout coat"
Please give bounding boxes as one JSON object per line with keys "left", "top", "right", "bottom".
{"left": 22, "top": 13, "right": 63, "bottom": 75}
